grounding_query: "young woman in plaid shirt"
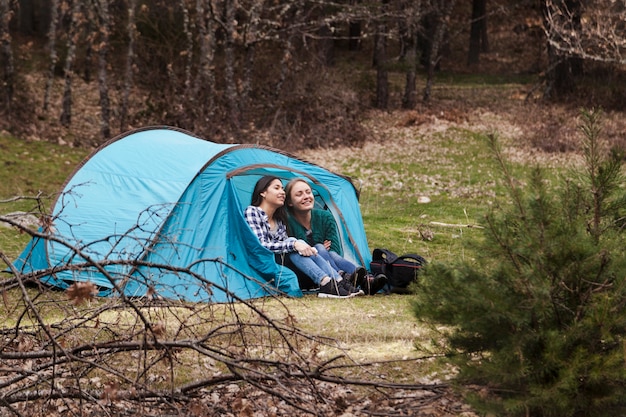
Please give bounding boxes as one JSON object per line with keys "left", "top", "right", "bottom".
{"left": 244, "top": 176, "right": 362, "bottom": 298}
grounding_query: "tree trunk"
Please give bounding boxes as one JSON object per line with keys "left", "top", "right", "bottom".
{"left": 417, "top": 10, "right": 435, "bottom": 68}
{"left": 60, "top": 0, "right": 82, "bottom": 128}
{"left": 43, "top": 0, "right": 59, "bottom": 112}
{"left": 224, "top": 0, "right": 240, "bottom": 128}
{"left": 193, "top": 0, "right": 216, "bottom": 120}
{"left": 181, "top": 0, "right": 193, "bottom": 95}
{"left": 348, "top": 0, "right": 361, "bottom": 50}
{"left": 95, "top": 0, "right": 111, "bottom": 139}
{"left": 0, "top": 0, "right": 14, "bottom": 111}
{"left": 317, "top": 23, "right": 335, "bottom": 66}
{"left": 276, "top": 37, "right": 294, "bottom": 99}
{"left": 402, "top": 40, "right": 417, "bottom": 109}
{"left": 467, "top": 0, "right": 488, "bottom": 66}
{"left": 348, "top": 21, "right": 361, "bottom": 51}
{"left": 401, "top": 0, "right": 421, "bottom": 109}
{"left": 543, "top": 0, "right": 584, "bottom": 97}
{"left": 275, "top": 5, "right": 300, "bottom": 101}
{"left": 374, "top": 0, "right": 389, "bottom": 110}
{"left": 83, "top": 22, "right": 93, "bottom": 82}
{"left": 241, "top": 1, "right": 263, "bottom": 123}
{"left": 423, "top": 0, "right": 457, "bottom": 102}
{"left": 120, "top": 0, "right": 137, "bottom": 131}
{"left": 17, "top": 0, "right": 51, "bottom": 35}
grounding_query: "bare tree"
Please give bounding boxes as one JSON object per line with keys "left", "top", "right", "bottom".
{"left": 400, "top": 0, "right": 423, "bottom": 109}
{"left": 543, "top": 0, "right": 626, "bottom": 64}
{"left": 192, "top": 0, "right": 217, "bottom": 125}
{"left": 42, "top": 0, "right": 60, "bottom": 112}
{"left": 223, "top": 0, "right": 241, "bottom": 128}
{"left": 542, "top": 0, "right": 626, "bottom": 96}
{"left": 181, "top": 0, "right": 194, "bottom": 94}
{"left": 348, "top": 0, "right": 362, "bottom": 51}
{"left": 0, "top": 0, "right": 14, "bottom": 111}
{"left": 422, "top": 0, "right": 457, "bottom": 102}
{"left": 467, "top": 0, "right": 489, "bottom": 66}
{"left": 274, "top": 4, "right": 300, "bottom": 101}
{"left": 3, "top": 0, "right": 430, "bottom": 145}
{"left": 92, "top": 0, "right": 112, "bottom": 139}
{"left": 60, "top": 0, "right": 84, "bottom": 128}
{"left": 543, "top": 0, "right": 583, "bottom": 96}
{"left": 0, "top": 197, "right": 447, "bottom": 416}
{"left": 120, "top": 0, "right": 138, "bottom": 131}
{"left": 374, "top": 0, "right": 390, "bottom": 109}
{"left": 240, "top": 0, "right": 264, "bottom": 122}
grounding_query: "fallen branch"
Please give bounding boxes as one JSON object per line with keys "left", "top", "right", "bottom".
{"left": 429, "top": 221, "right": 484, "bottom": 229}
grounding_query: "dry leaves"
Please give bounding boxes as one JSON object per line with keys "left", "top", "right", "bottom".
{"left": 65, "top": 281, "right": 98, "bottom": 305}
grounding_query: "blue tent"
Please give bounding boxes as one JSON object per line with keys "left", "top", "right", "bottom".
{"left": 14, "top": 127, "right": 371, "bottom": 303}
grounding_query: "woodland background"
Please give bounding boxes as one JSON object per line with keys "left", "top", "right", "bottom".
{"left": 2, "top": 1, "right": 626, "bottom": 416}
{"left": 1, "top": 0, "right": 625, "bottom": 151}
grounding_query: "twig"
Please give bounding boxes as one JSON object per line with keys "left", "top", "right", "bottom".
{"left": 429, "top": 221, "right": 484, "bottom": 229}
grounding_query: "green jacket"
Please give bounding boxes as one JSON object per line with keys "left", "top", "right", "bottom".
{"left": 287, "top": 209, "right": 343, "bottom": 256}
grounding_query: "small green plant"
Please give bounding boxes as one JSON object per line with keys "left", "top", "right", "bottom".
{"left": 412, "top": 109, "right": 626, "bottom": 417}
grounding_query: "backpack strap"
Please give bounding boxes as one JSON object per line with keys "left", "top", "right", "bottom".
{"left": 372, "top": 248, "right": 399, "bottom": 264}
{"left": 371, "top": 248, "right": 399, "bottom": 279}
{"left": 395, "top": 253, "right": 427, "bottom": 266}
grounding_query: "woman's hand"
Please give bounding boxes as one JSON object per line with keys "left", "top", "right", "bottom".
{"left": 294, "top": 239, "right": 318, "bottom": 256}
{"left": 323, "top": 240, "right": 331, "bottom": 250}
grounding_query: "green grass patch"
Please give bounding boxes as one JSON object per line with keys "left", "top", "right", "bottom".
{"left": 0, "top": 134, "right": 89, "bottom": 258}
{"left": 0, "top": 134, "right": 89, "bottom": 201}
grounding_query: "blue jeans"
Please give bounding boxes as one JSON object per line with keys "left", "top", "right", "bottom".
{"left": 288, "top": 251, "right": 340, "bottom": 285}
{"left": 314, "top": 244, "right": 357, "bottom": 275}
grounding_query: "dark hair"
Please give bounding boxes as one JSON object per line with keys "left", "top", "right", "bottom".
{"left": 251, "top": 175, "right": 288, "bottom": 224}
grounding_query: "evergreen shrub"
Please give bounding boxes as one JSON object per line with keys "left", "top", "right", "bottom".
{"left": 412, "top": 109, "right": 626, "bottom": 417}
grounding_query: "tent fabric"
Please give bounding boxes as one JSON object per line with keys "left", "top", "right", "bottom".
{"left": 14, "top": 126, "right": 371, "bottom": 303}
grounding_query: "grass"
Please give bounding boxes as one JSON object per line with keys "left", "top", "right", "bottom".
{"left": 323, "top": 126, "right": 514, "bottom": 261}
{"left": 0, "top": 134, "right": 88, "bottom": 201}
{"left": 0, "top": 134, "right": 89, "bottom": 255}
{"left": 0, "top": 78, "right": 580, "bottom": 395}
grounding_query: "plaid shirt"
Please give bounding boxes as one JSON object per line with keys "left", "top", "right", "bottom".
{"left": 244, "top": 205, "right": 296, "bottom": 253}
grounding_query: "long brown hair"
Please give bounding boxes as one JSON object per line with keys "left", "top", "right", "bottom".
{"left": 284, "top": 178, "right": 310, "bottom": 214}
{"left": 250, "top": 175, "right": 288, "bottom": 225}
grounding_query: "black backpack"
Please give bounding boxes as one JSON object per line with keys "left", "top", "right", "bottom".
{"left": 370, "top": 248, "right": 426, "bottom": 293}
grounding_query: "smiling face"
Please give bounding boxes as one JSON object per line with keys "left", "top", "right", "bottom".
{"left": 260, "top": 178, "right": 286, "bottom": 209}
{"left": 287, "top": 180, "right": 315, "bottom": 213}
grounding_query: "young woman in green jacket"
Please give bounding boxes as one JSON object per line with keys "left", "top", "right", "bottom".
{"left": 285, "top": 178, "right": 387, "bottom": 295}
